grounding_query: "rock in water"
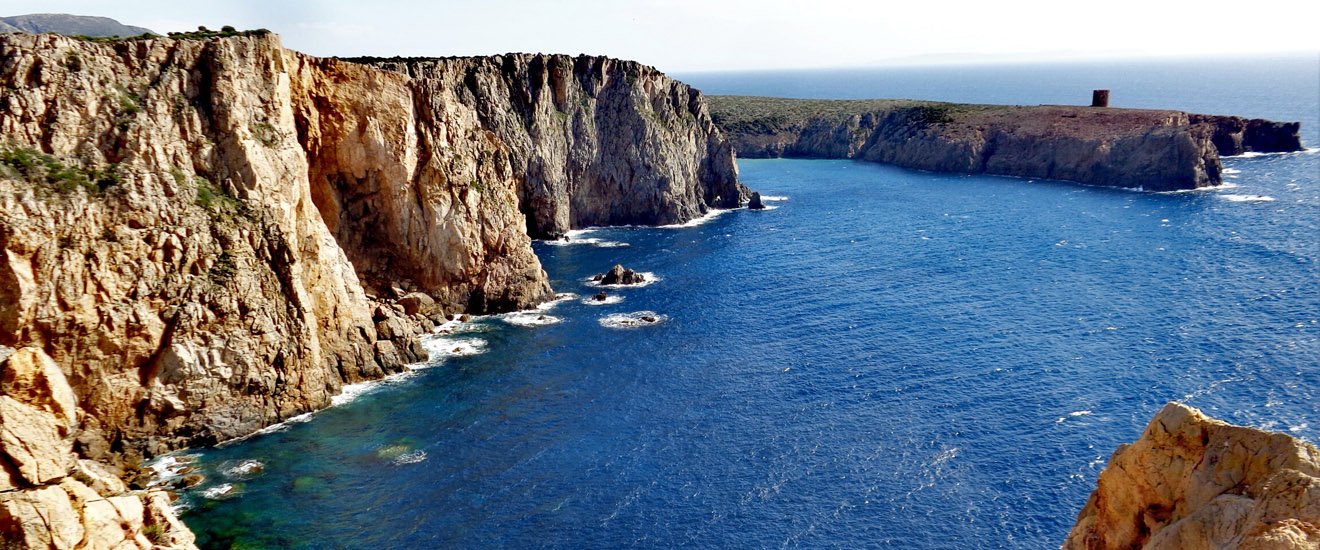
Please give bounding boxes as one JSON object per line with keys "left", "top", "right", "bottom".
{"left": 1064, "top": 402, "right": 1320, "bottom": 550}
{"left": 593, "top": 291, "right": 609, "bottom": 302}
{"left": 598, "top": 264, "right": 645, "bottom": 285}
{"left": 748, "top": 192, "right": 766, "bottom": 210}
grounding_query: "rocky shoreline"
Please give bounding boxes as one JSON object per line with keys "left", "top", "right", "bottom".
{"left": 0, "top": 31, "right": 742, "bottom": 548}
{"left": 708, "top": 96, "right": 1304, "bottom": 191}
{"left": 1, "top": 29, "right": 1314, "bottom": 550}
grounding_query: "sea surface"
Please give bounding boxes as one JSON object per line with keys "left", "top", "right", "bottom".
{"left": 177, "top": 55, "right": 1319, "bottom": 549}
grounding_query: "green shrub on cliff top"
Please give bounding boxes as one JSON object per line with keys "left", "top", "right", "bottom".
{"left": 65, "top": 26, "right": 270, "bottom": 44}
{"left": 165, "top": 26, "right": 271, "bottom": 40}
{"left": 906, "top": 104, "right": 956, "bottom": 126}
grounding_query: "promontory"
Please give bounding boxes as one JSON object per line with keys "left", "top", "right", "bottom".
{"left": 708, "top": 95, "right": 1304, "bottom": 191}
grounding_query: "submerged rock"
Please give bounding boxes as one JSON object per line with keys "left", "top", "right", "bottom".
{"left": 1065, "top": 402, "right": 1320, "bottom": 550}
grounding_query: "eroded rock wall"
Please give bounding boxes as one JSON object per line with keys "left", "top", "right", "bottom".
{"left": 0, "top": 32, "right": 454, "bottom": 463}
{"left": 1064, "top": 402, "right": 1320, "bottom": 550}
{"left": 1, "top": 347, "right": 196, "bottom": 550}
{"left": 370, "top": 54, "right": 747, "bottom": 238}
{"left": 1189, "top": 114, "right": 1304, "bottom": 156}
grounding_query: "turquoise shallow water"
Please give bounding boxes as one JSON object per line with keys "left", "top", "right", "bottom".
{"left": 176, "top": 57, "right": 1319, "bottom": 549}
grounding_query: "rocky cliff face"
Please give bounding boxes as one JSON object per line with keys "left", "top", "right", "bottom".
{"left": 709, "top": 96, "right": 1305, "bottom": 192}
{"left": 1065, "top": 403, "right": 1320, "bottom": 550}
{"left": 365, "top": 55, "right": 747, "bottom": 238}
{"left": 1, "top": 346, "right": 196, "bottom": 549}
{"left": 1189, "top": 114, "right": 1305, "bottom": 156}
{"left": 0, "top": 31, "right": 739, "bottom": 548}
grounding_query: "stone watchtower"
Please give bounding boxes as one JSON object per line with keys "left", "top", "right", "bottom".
{"left": 1091, "top": 89, "right": 1110, "bottom": 107}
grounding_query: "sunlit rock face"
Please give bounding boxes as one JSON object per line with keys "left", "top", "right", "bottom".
{"left": 1065, "top": 402, "right": 1320, "bottom": 550}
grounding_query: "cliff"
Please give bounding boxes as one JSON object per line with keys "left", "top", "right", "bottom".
{"left": 0, "top": 31, "right": 740, "bottom": 548}
{"left": 358, "top": 55, "right": 747, "bottom": 238}
{"left": 1065, "top": 403, "right": 1320, "bottom": 550}
{"left": 708, "top": 96, "right": 1305, "bottom": 191}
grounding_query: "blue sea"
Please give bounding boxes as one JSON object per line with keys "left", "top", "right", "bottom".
{"left": 176, "top": 55, "right": 1319, "bottom": 549}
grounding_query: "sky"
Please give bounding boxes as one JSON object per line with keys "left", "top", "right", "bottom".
{"left": 4, "top": 0, "right": 1318, "bottom": 72}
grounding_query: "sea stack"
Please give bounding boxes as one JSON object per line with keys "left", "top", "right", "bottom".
{"left": 748, "top": 191, "right": 767, "bottom": 210}
{"left": 598, "top": 265, "right": 646, "bottom": 285}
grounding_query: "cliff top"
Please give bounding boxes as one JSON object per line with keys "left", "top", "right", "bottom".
{"left": 707, "top": 95, "right": 1196, "bottom": 140}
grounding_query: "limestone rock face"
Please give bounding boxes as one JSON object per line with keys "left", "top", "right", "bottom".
{"left": 370, "top": 54, "right": 748, "bottom": 238}
{"left": 0, "top": 32, "right": 440, "bottom": 460}
{"left": 1064, "top": 402, "right": 1320, "bottom": 550}
{"left": 292, "top": 56, "right": 554, "bottom": 312}
{"left": 0, "top": 348, "right": 197, "bottom": 549}
{"left": 1, "top": 347, "right": 77, "bottom": 490}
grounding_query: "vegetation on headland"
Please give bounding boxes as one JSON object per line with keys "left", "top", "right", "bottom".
{"left": 706, "top": 95, "right": 990, "bottom": 134}
{"left": 64, "top": 25, "right": 270, "bottom": 43}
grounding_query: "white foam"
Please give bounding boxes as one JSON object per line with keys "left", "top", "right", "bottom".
{"left": 1226, "top": 148, "right": 1318, "bottom": 158}
{"left": 657, "top": 208, "right": 735, "bottom": 229}
{"left": 392, "top": 450, "right": 427, "bottom": 465}
{"left": 599, "top": 311, "right": 668, "bottom": 329}
{"left": 223, "top": 460, "right": 264, "bottom": 479}
{"left": 752, "top": 204, "right": 780, "bottom": 210}
{"left": 243, "top": 411, "right": 315, "bottom": 438}
{"left": 1222, "top": 168, "right": 1241, "bottom": 175}
{"left": 330, "top": 380, "right": 386, "bottom": 407}
{"left": 759, "top": 195, "right": 789, "bottom": 202}
{"left": 930, "top": 447, "right": 959, "bottom": 466}
{"left": 1220, "top": 194, "right": 1275, "bottom": 202}
{"left": 328, "top": 366, "right": 430, "bottom": 407}
{"left": 201, "top": 483, "right": 238, "bottom": 500}
{"left": 582, "top": 294, "right": 625, "bottom": 306}
{"left": 501, "top": 312, "right": 562, "bottom": 327}
{"left": 541, "top": 236, "right": 630, "bottom": 248}
{"left": 1056, "top": 410, "right": 1094, "bottom": 423}
{"left": 583, "top": 272, "right": 660, "bottom": 288}
{"left": 537, "top": 292, "right": 577, "bottom": 311}
{"left": 146, "top": 454, "right": 201, "bottom": 485}
{"left": 1157, "top": 181, "right": 1239, "bottom": 194}
{"left": 420, "top": 336, "right": 488, "bottom": 360}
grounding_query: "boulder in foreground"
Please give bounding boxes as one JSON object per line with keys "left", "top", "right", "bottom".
{"left": 1064, "top": 402, "right": 1320, "bottom": 550}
